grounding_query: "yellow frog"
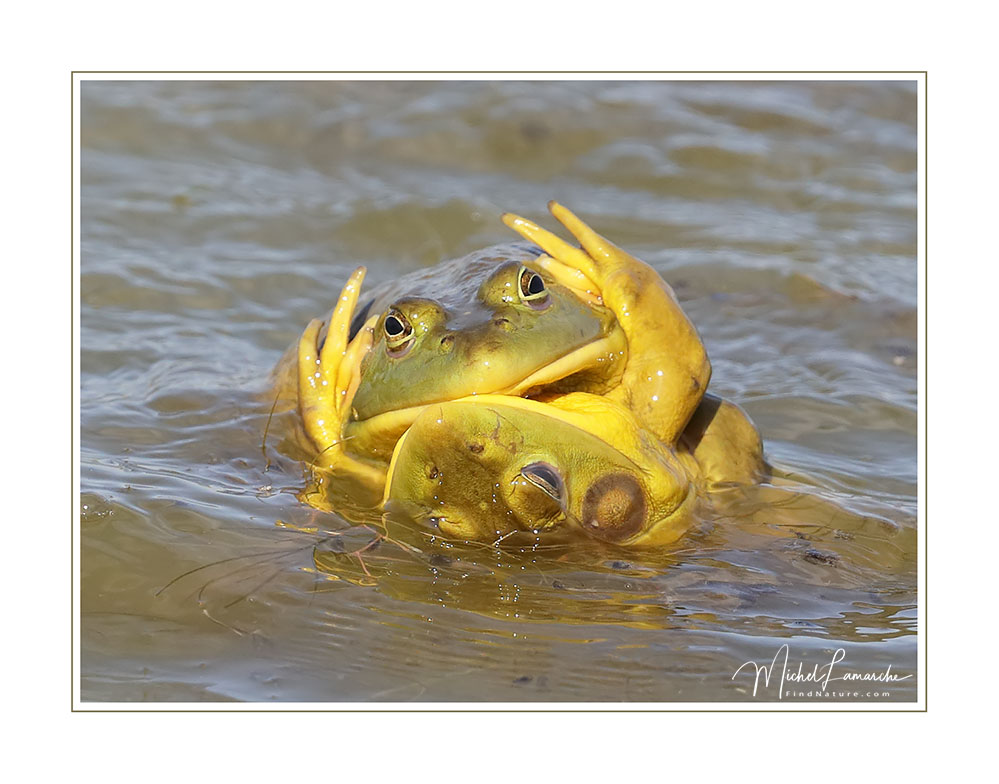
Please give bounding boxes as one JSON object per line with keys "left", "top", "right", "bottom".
{"left": 274, "top": 203, "right": 764, "bottom": 542}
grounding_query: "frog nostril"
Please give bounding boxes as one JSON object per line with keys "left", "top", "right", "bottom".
{"left": 439, "top": 334, "right": 455, "bottom": 351}
{"left": 493, "top": 317, "right": 513, "bottom": 331}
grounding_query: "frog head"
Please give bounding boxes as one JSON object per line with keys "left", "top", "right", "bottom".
{"left": 383, "top": 394, "right": 697, "bottom": 547}
{"left": 344, "top": 245, "right": 626, "bottom": 460}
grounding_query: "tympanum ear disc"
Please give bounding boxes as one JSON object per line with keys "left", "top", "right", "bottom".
{"left": 581, "top": 473, "right": 646, "bottom": 542}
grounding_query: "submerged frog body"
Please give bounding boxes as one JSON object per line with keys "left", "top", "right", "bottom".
{"left": 384, "top": 391, "right": 764, "bottom": 547}
{"left": 276, "top": 202, "right": 764, "bottom": 545}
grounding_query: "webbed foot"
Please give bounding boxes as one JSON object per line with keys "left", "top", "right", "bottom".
{"left": 502, "top": 202, "right": 711, "bottom": 445}
{"left": 297, "top": 267, "right": 384, "bottom": 489}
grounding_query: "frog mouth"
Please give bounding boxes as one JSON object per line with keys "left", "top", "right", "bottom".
{"left": 502, "top": 336, "right": 622, "bottom": 397}
{"left": 344, "top": 332, "right": 626, "bottom": 453}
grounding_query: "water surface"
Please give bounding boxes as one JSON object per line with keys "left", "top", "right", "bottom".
{"left": 80, "top": 80, "right": 918, "bottom": 702}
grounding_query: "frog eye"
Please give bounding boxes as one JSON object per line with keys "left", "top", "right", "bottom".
{"left": 517, "top": 266, "right": 550, "bottom": 307}
{"left": 520, "top": 461, "right": 566, "bottom": 506}
{"left": 384, "top": 310, "right": 414, "bottom": 355}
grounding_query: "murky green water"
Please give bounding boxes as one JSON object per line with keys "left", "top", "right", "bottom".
{"left": 80, "top": 80, "right": 918, "bottom": 702}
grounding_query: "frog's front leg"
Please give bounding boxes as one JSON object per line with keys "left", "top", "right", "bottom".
{"left": 297, "top": 267, "right": 384, "bottom": 489}
{"left": 502, "top": 202, "right": 711, "bottom": 445}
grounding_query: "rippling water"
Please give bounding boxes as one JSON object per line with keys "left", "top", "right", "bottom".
{"left": 80, "top": 80, "right": 918, "bottom": 702}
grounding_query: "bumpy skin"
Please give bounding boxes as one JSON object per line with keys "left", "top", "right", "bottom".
{"left": 384, "top": 394, "right": 700, "bottom": 547}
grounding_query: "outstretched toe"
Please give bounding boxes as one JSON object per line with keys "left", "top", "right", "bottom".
{"left": 548, "top": 201, "right": 622, "bottom": 264}
{"left": 502, "top": 211, "right": 599, "bottom": 281}
{"left": 298, "top": 267, "right": 370, "bottom": 456}
{"left": 320, "top": 266, "right": 367, "bottom": 371}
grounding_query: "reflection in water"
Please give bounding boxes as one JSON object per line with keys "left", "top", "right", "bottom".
{"left": 80, "top": 80, "right": 917, "bottom": 702}
{"left": 303, "top": 471, "right": 916, "bottom": 633}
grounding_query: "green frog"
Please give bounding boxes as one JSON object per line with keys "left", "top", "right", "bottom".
{"left": 274, "top": 203, "right": 764, "bottom": 541}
